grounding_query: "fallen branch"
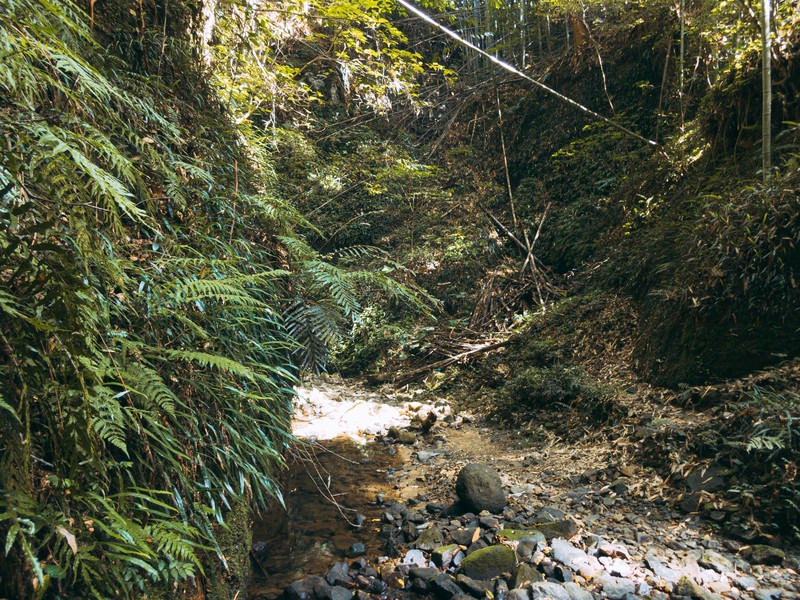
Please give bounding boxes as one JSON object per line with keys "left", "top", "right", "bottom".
{"left": 394, "top": 339, "right": 509, "bottom": 387}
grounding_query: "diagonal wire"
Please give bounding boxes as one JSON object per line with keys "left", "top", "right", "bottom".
{"left": 395, "top": 0, "right": 664, "bottom": 154}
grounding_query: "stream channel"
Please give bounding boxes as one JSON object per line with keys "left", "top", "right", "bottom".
{"left": 246, "top": 378, "right": 800, "bottom": 600}
{"left": 248, "top": 378, "right": 453, "bottom": 598}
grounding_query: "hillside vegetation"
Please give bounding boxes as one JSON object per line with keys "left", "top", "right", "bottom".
{"left": 1, "top": 0, "right": 799, "bottom": 597}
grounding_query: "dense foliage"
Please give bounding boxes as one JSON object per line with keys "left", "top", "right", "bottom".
{"left": 0, "top": 0, "right": 434, "bottom": 597}
{"left": 0, "top": 0, "right": 300, "bottom": 596}
{"left": 2, "top": 0, "right": 800, "bottom": 595}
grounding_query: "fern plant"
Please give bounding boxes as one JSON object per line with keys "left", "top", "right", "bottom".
{"left": 1, "top": 0, "right": 440, "bottom": 597}
{"left": 0, "top": 0, "right": 299, "bottom": 597}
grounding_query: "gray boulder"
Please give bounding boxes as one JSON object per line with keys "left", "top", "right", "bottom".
{"left": 455, "top": 463, "right": 506, "bottom": 513}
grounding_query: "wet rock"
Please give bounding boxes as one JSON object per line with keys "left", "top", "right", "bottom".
{"left": 512, "top": 563, "right": 544, "bottom": 588}
{"left": 432, "top": 573, "right": 463, "bottom": 598}
{"left": 328, "top": 586, "right": 353, "bottom": 600}
{"left": 516, "top": 535, "right": 546, "bottom": 562}
{"left": 479, "top": 515, "right": 500, "bottom": 529}
{"left": 286, "top": 576, "right": 331, "bottom": 600}
{"left": 467, "top": 537, "right": 489, "bottom": 555}
{"left": 365, "top": 577, "right": 385, "bottom": 595}
{"left": 427, "top": 503, "right": 447, "bottom": 515}
{"left": 380, "top": 565, "right": 406, "bottom": 590}
{"left": 416, "top": 525, "right": 445, "bottom": 550}
{"left": 551, "top": 538, "right": 602, "bottom": 578}
{"left": 553, "top": 564, "right": 574, "bottom": 582}
{"left": 456, "top": 463, "right": 507, "bottom": 514}
{"left": 326, "top": 562, "right": 352, "bottom": 586}
{"left": 494, "top": 577, "right": 510, "bottom": 600}
{"left": 452, "top": 527, "right": 480, "bottom": 546}
{"left": 459, "top": 544, "right": 516, "bottom": 580}
{"left": 432, "top": 544, "right": 463, "bottom": 569}
{"left": 596, "top": 574, "right": 636, "bottom": 600}
{"left": 739, "top": 545, "right": 785, "bottom": 565}
{"left": 346, "top": 542, "right": 366, "bottom": 558}
{"left": 410, "top": 566, "right": 441, "bottom": 588}
{"left": 528, "top": 581, "right": 572, "bottom": 600}
{"left": 610, "top": 479, "right": 628, "bottom": 495}
{"left": 252, "top": 541, "right": 268, "bottom": 557}
{"left": 456, "top": 574, "right": 491, "bottom": 597}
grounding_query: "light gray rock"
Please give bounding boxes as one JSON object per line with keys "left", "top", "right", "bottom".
{"left": 733, "top": 575, "right": 758, "bottom": 591}
{"left": 402, "top": 548, "right": 428, "bottom": 567}
{"left": 645, "top": 552, "right": 683, "bottom": 585}
{"left": 596, "top": 574, "right": 636, "bottom": 600}
{"left": 601, "top": 557, "right": 634, "bottom": 578}
{"left": 528, "top": 581, "right": 572, "bottom": 600}
{"left": 551, "top": 538, "right": 602, "bottom": 579}
{"left": 563, "top": 581, "right": 594, "bottom": 600}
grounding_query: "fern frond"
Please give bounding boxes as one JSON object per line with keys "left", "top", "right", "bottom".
{"left": 153, "top": 348, "right": 262, "bottom": 382}
{"left": 305, "top": 260, "right": 361, "bottom": 316}
{"left": 89, "top": 385, "right": 129, "bottom": 455}
{"left": 0, "top": 391, "right": 20, "bottom": 424}
{"left": 121, "top": 364, "right": 178, "bottom": 415}
{"left": 284, "top": 299, "right": 344, "bottom": 372}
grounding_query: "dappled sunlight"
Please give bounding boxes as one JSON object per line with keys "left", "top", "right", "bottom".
{"left": 292, "top": 378, "right": 451, "bottom": 443}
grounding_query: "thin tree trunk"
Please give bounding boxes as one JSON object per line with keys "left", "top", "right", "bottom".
{"left": 761, "top": 0, "right": 772, "bottom": 181}
{"left": 679, "top": 0, "right": 685, "bottom": 128}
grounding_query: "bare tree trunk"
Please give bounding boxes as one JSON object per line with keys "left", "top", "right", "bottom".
{"left": 761, "top": 0, "right": 772, "bottom": 181}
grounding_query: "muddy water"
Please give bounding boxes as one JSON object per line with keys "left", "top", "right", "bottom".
{"left": 248, "top": 437, "right": 404, "bottom": 599}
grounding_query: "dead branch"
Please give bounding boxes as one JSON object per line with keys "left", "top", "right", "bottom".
{"left": 394, "top": 339, "right": 509, "bottom": 387}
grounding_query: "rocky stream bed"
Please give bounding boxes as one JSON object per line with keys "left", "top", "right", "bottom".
{"left": 247, "top": 378, "right": 800, "bottom": 600}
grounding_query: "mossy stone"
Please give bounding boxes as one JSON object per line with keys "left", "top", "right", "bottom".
{"left": 460, "top": 544, "right": 516, "bottom": 580}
